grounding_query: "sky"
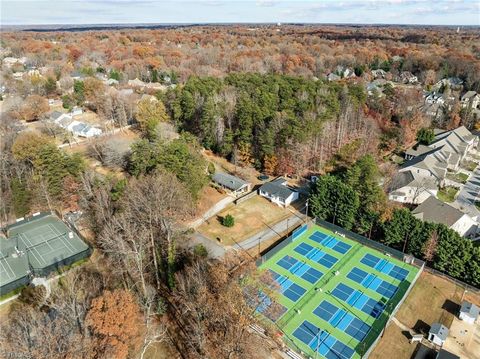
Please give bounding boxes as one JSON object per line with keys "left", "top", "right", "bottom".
{"left": 1, "top": 0, "right": 479, "bottom": 26}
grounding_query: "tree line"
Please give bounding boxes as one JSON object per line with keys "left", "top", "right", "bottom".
{"left": 309, "top": 155, "right": 480, "bottom": 287}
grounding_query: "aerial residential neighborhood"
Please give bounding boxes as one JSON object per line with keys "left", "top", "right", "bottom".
{"left": 0, "top": 2, "right": 479, "bottom": 359}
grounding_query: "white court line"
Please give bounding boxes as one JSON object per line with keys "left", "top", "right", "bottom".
{"left": 3, "top": 257, "right": 16, "bottom": 279}
{"left": 48, "top": 223, "right": 76, "bottom": 253}
{"left": 0, "top": 259, "right": 14, "bottom": 280}
{"left": 21, "top": 233, "right": 46, "bottom": 266}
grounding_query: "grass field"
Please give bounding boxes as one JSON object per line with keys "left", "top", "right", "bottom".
{"left": 370, "top": 271, "right": 480, "bottom": 359}
{"left": 256, "top": 224, "right": 420, "bottom": 359}
{"left": 197, "top": 195, "right": 292, "bottom": 245}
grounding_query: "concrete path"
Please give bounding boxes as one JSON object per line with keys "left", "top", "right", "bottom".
{"left": 391, "top": 316, "right": 413, "bottom": 334}
{"left": 454, "top": 166, "right": 480, "bottom": 220}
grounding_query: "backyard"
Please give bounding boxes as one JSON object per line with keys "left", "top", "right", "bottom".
{"left": 197, "top": 195, "right": 293, "bottom": 246}
{"left": 437, "top": 186, "right": 459, "bottom": 203}
{"left": 370, "top": 271, "right": 480, "bottom": 359}
{"left": 446, "top": 171, "right": 469, "bottom": 184}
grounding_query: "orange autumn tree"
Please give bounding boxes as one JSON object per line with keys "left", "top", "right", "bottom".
{"left": 86, "top": 289, "right": 143, "bottom": 359}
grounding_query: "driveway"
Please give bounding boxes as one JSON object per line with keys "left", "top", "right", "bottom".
{"left": 454, "top": 166, "right": 480, "bottom": 220}
{"left": 188, "top": 231, "right": 226, "bottom": 259}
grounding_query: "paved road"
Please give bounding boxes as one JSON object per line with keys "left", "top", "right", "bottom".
{"left": 231, "top": 212, "right": 306, "bottom": 252}
{"left": 454, "top": 167, "right": 480, "bottom": 220}
{"left": 188, "top": 231, "right": 226, "bottom": 259}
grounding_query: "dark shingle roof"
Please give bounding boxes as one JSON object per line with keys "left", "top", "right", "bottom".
{"left": 412, "top": 196, "right": 464, "bottom": 227}
{"left": 212, "top": 173, "right": 249, "bottom": 191}
{"left": 259, "top": 178, "right": 295, "bottom": 200}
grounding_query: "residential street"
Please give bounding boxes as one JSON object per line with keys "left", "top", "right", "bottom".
{"left": 454, "top": 166, "right": 480, "bottom": 220}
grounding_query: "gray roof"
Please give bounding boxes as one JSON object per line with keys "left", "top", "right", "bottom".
{"left": 212, "top": 172, "right": 249, "bottom": 191}
{"left": 460, "top": 301, "right": 479, "bottom": 318}
{"left": 259, "top": 177, "right": 295, "bottom": 200}
{"left": 462, "top": 91, "right": 478, "bottom": 101}
{"left": 412, "top": 196, "right": 465, "bottom": 227}
{"left": 390, "top": 171, "right": 415, "bottom": 192}
{"left": 429, "top": 323, "right": 449, "bottom": 340}
{"left": 50, "top": 111, "right": 63, "bottom": 120}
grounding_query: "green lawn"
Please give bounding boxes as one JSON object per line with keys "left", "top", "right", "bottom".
{"left": 461, "top": 160, "right": 478, "bottom": 172}
{"left": 256, "top": 224, "right": 419, "bottom": 359}
{"left": 438, "top": 186, "right": 459, "bottom": 203}
{"left": 446, "top": 172, "right": 469, "bottom": 184}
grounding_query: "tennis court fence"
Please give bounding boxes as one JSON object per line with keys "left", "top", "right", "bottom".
{"left": 363, "top": 260, "right": 424, "bottom": 358}
{"left": 256, "top": 223, "right": 309, "bottom": 266}
{"left": 314, "top": 219, "right": 425, "bottom": 269}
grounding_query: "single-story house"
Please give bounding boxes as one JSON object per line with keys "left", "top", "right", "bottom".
{"left": 258, "top": 177, "right": 299, "bottom": 207}
{"left": 212, "top": 172, "right": 251, "bottom": 197}
{"left": 50, "top": 111, "right": 72, "bottom": 123}
{"left": 412, "top": 196, "right": 478, "bottom": 237}
{"left": 71, "top": 107, "right": 83, "bottom": 117}
{"left": 459, "top": 301, "right": 479, "bottom": 324}
{"left": 428, "top": 323, "right": 449, "bottom": 346}
{"left": 67, "top": 121, "right": 102, "bottom": 138}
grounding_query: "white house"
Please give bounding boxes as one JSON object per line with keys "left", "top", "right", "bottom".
{"left": 70, "top": 107, "right": 83, "bottom": 117}
{"left": 412, "top": 196, "right": 478, "bottom": 237}
{"left": 388, "top": 171, "right": 438, "bottom": 204}
{"left": 212, "top": 172, "right": 251, "bottom": 197}
{"left": 459, "top": 301, "right": 479, "bottom": 324}
{"left": 461, "top": 91, "right": 480, "bottom": 109}
{"left": 66, "top": 121, "right": 102, "bottom": 138}
{"left": 390, "top": 126, "right": 479, "bottom": 205}
{"left": 428, "top": 323, "right": 449, "bottom": 346}
{"left": 258, "top": 177, "right": 299, "bottom": 207}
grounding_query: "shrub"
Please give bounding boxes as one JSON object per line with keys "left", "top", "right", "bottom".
{"left": 222, "top": 214, "right": 235, "bottom": 227}
{"left": 193, "top": 244, "right": 208, "bottom": 257}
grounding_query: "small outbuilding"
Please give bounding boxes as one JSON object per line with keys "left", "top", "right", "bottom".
{"left": 428, "top": 323, "right": 449, "bottom": 346}
{"left": 212, "top": 172, "right": 251, "bottom": 197}
{"left": 459, "top": 300, "right": 479, "bottom": 324}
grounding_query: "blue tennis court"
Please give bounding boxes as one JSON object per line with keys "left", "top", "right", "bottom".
{"left": 292, "top": 320, "right": 355, "bottom": 359}
{"left": 277, "top": 255, "right": 324, "bottom": 284}
{"left": 347, "top": 267, "right": 398, "bottom": 298}
{"left": 309, "top": 231, "right": 352, "bottom": 255}
{"left": 294, "top": 242, "right": 338, "bottom": 268}
{"left": 255, "top": 292, "right": 288, "bottom": 322}
{"left": 268, "top": 270, "right": 307, "bottom": 302}
{"left": 331, "top": 283, "right": 385, "bottom": 318}
{"left": 313, "top": 300, "right": 371, "bottom": 342}
{"left": 360, "top": 254, "right": 410, "bottom": 281}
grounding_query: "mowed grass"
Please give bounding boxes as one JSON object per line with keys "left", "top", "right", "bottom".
{"left": 257, "top": 224, "right": 419, "bottom": 359}
{"left": 197, "top": 195, "right": 292, "bottom": 245}
{"left": 370, "top": 271, "right": 480, "bottom": 359}
{"left": 438, "top": 186, "right": 459, "bottom": 203}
